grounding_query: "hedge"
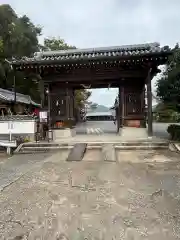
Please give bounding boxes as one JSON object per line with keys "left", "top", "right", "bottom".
{"left": 167, "top": 124, "right": 180, "bottom": 141}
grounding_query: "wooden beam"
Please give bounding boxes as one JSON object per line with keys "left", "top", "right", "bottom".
{"left": 43, "top": 70, "right": 147, "bottom": 83}
{"left": 48, "top": 80, "right": 145, "bottom": 90}
{"left": 50, "top": 80, "right": 142, "bottom": 87}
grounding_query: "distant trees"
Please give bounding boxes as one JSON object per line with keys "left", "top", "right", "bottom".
{"left": 0, "top": 4, "right": 91, "bottom": 116}
{"left": 156, "top": 43, "right": 180, "bottom": 112}
{"left": 0, "top": 4, "right": 41, "bottom": 101}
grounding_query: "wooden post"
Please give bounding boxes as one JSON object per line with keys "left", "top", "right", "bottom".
{"left": 117, "top": 87, "right": 120, "bottom": 133}
{"left": 147, "top": 69, "right": 153, "bottom": 136}
{"left": 142, "top": 84, "right": 146, "bottom": 128}
{"left": 117, "top": 86, "right": 124, "bottom": 134}
{"left": 120, "top": 86, "right": 124, "bottom": 128}
{"left": 47, "top": 84, "right": 52, "bottom": 133}
{"left": 69, "top": 89, "right": 74, "bottom": 120}
{"left": 39, "top": 79, "right": 45, "bottom": 108}
{"left": 66, "top": 88, "right": 70, "bottom": 120}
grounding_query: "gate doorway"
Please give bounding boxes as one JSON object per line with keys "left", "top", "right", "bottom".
{"left": 11, "top": 43, "right": 170, "bottom": 141}
{"left": 76, "top": 87, "right": 117, "bottom": 135}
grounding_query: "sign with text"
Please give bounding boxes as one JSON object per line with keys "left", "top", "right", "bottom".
{"left": 39, "top": 111, "right": 48, "bottom": 123}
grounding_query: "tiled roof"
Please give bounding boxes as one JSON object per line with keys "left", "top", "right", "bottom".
{"left": 11, "top": 42, "right": 170, "bottom": 65}
{"left": 0, "top": 88, "right": 40, "bottom": 106}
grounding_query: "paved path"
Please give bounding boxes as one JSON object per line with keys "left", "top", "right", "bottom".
{"left": 0, "top": 150, "right": 180, "bottom": 239}
{"left": 76, "top": 121, "right": 179, "bottom": 138}
{"left": 76, "top": 121, "right": 117, "bottom": 135}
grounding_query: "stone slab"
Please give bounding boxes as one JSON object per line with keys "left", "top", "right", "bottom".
{"left": 53, "top": 128, "right": 76, "bottom": 141}
{"left": 66, "top": 143, "right": 87, "bottom": 161}
{"left": 102, "top": 143, "right": 116, "bottom": 162}
{"left": 121, "top": 127, "right": 148, "bottom": 139}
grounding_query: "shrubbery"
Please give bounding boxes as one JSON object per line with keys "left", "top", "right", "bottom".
{"left": 167, "top": 124, "right": 180, "bottom": 140}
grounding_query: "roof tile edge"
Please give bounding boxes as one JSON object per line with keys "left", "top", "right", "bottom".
{"left": 34, "top": 42, "right": 161, "bottom": 58}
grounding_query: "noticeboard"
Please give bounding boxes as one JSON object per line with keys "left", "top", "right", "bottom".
{"left": 39, "top": 111, "right": 48, "bottom": 123}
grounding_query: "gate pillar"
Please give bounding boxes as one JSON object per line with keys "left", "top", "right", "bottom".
{"left": 48, "top": 85, "right": 76, "bottom": 140}
{"left": 122, "top": 84, "right": 145, "bottom": 128}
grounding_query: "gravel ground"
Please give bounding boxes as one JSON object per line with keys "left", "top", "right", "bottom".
{"left": 0, "top": 150, "right": 180, "bottom": 239}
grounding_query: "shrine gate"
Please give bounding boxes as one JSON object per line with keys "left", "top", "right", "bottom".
{"left": 11, "top": 42, "right": 171, "bottom": 139}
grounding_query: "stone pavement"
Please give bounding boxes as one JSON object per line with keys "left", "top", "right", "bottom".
{"left": 0, "top": 152, "right": 54, "bottom": 192}
{"left": 0, "top": 149, "right": 180, "bottom": 239}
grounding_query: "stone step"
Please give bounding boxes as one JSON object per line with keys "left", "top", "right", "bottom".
{"left": 15, "top": 144, "right": 102, "bottom": 154}
{"left": 14, "top": 141, "right": 170, "bottom": 154}
{"left": 115, "top": 142, "right": 169, "bottom": 146}
{"left": 115, "top": 145, "right": 168, "bottom": 150}
{"left": 21, "top": 143, "right": 64, "bottom": 148}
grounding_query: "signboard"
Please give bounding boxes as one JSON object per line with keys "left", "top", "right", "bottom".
{"left": 39, "top": 111, "right": 48, "bottom": 123}
{"left": 0, "top": 120, "right": 36, "bottom": 134}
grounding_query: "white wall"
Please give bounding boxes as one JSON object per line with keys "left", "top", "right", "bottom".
{"left": 0, "top": 120, "right": 36, "bottom": 134}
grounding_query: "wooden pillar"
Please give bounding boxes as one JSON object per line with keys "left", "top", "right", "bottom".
{"left": 117, "top": 87, "right": 120, "bottom": 133}
{"left": 66, "top": 88, "right": 70, "bottom": 120}
{"left": 72, "top": 90, "right": 75, "bottom": 120}
{"left": 141, "top": 84, "right": 146, "bottom": 128}
{"left": 65, "top": 87, "right": 75, "bottom": 127}
{"left": 39, "top": 79, "right": 45, "bottom": 108}
{"left": 117, "top": 86, "right": 124, "bottom": 134}
{"left": 120, "top": 85, "right": 124, "bottom": 128}
{"left": 47, "top": 84, "right": 51, "bottom": 130}
{"left": 147, "top": 69, "right": 153, "bottom": 136}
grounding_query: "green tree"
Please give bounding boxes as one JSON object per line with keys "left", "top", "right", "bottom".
{"left": 156, "top": 43, "right": 180, "bottom": 111}
{"left": 42, "top": 37, "right": 76, "bottom": 51}
{"left": 0, "top": 4, "right": 41, "bottom": 58}
{"left": 0, "top": 4, "right": 41, "bottom": 101}
{"left": 42, "top": 37, "right": 91, "bottom": 116}
{"left": 153, "top": 102, "right": 180, "bottom": 122}
{"left": 0, "top": 39, "right": 3, "bottom": 53}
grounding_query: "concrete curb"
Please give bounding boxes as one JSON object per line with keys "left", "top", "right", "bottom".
{"left": 14, "top": 141, "right": 170, "bottom": 154}
{"left": 115, "top": 145, "right": 168, "bottom": 150}
{"left": 14, "top": 143, "right": 24, "bottom": 154}
{"left": 171, "top": 143, "right": 180, "bottom": 153}
{"left": 14, "top": 145, "right": 102, "bottom": 154}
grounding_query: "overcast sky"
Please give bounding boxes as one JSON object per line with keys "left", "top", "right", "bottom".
{"left": 2, "top": 0, "right": 180, "bottom": 106}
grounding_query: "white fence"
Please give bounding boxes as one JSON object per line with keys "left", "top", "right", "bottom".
{"left": 0, "top": 118, "right": 37, "bottom": 154}
{"left": 0, "top": 119, "right": 37, "bottom": 144}
{"left": 0, "top": 120, "right": 36, "bottom": 135}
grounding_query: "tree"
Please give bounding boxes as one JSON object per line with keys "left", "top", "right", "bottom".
{"left": 0, "top": 39, "right": 3, "bottom": 53}
{"left": 0, "top": 39, "right": 5, "bottom": 80}
{"left": 42, "top": 37, "right": 91, "bottom": 117}
{"left": 0, "top": 4, "right": 41, "bottom": 101}
{"left": 153, "top": 102, "right": 180, "bottom": 122}
{"left": 0, "top": 5, "right": 91, "bottom": 109}
{"left": 42, "top": 37, "right": 76, "bottom": 51}
{"left": 0, "top": 5, "right": 41, "bottom": 58}
{"left": 156, "top": 44, "right": 180, "bottom": 112}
